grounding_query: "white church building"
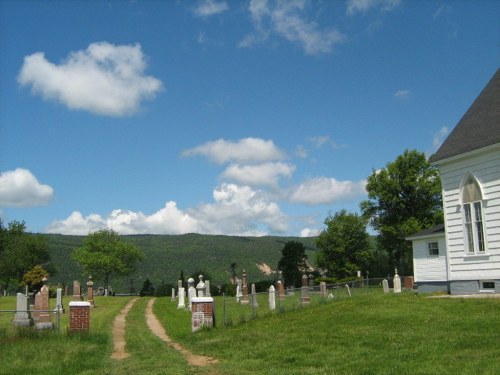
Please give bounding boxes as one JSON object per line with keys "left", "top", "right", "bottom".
{"left": 407, "top": 68, "right": 500, "bottom": 294}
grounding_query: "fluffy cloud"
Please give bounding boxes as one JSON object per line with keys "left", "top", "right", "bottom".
{"left": 346, "top": 0, "right": 401, "bottom": 16}
{"left": 222, "top": 162, "right": 295, "bottom": 187}
{"left": 288, "top": 177, "right": 367, "bottom": 205}
{"left": 45, "top": 184, "right": 287, "bottom": 236}
{"left": 240, "top": 0, "right": 346, "bottom": 55}
{"left": 0, "top": 168, "right": 54, "bottom": 207}
{"left": 193, "top": 0, "right": 228, "bottom": 17}
{"left": 18, "top": 42, "right": 162, "bottom": 117}
{"left": 432, "top": 126, "right": 449, "bottom": 151}
{"left": 182, "top": 137, "right": 286, "bottom": 164}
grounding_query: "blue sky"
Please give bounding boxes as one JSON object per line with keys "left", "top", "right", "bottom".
{"left": 0, "top": 0, "right": 498, "bottom": 236}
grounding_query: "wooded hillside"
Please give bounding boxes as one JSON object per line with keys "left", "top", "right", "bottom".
{"left": 44, "top": 233, "right": 318, "bottom": 293}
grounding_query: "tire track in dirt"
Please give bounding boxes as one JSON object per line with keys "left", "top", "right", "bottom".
{"left": 145, "top": 298, "right": 218, "bottom": 367}
{"left": 110, "top": 297, "right": 139, "bottom": 360}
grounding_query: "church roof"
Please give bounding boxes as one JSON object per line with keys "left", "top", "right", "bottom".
{"left": 430, "top": 68, "right": 500, "bottom": 163}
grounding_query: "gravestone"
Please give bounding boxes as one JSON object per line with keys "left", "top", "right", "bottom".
{"left": 177, "top": 287, "right": 186, "bottom": 309}
{"left": 205, "top": 280, "right": 211, "bottom": 297}
{"left": 319, "top": 282, "right": 327, "bottom": 299}
{"left": 191, "top": 297, "right": 214, "bottom": 332}
{"left": 196, "top": 275, "right": 205, "bottom": 298}
{"left": 36, "top": 280, "right": 53, "bottom": 329}
{"left": 171, "top": 288, "right": 176, "bottom": 301}
{"left": 251, "top": 283, "right": 259, "bottom": 308}
{"left": 55, "top": 288, "right": 64, "bottom": 313}
{"left": 13, "top": 293, "right": 33, "bottom": 327}
{"left": 308, "top": 274, "right": 314, "bottom": 290}
{"left": 87, "top": 276, "right": 95, "bottom": 307}
{"left": 301, "top": 274, "right": 310, "bottom": 305}
{"left": 277, "top": 280, "right": 285, "bottom": 301}
{"left": 187, "top": 278, "right": 196, "bottom": 311}
{"left": 178, "top": 279, "right": 183, "bottom": 290}
{"left": 393, "top": 269, "right": 402, "bottom": 293}
{"left": 382, "top": 279, "right": 390, "bottom": 294}
{"left": 241, "top": 270, "right": 249, "bottom": 305}
{"left": 268, "top": 285, "right": 276, "bottom": 310}
{"left": 73, "top": 280, "right": 81, "bottom": 301}
{"left": 236, "top": 279, "right": 243, "bottom": 302}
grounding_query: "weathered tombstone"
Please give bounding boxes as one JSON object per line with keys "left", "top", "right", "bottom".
{"left": 268, "top": 285, "right": 276, "bottom": 310}
{"left": 205, "top": 280, "right": 211, "bottom": 297}
{"left": 87, "top": 276, "right": 95, "bottom": 307}
{"left": 345, "top": 284, "right": 351, "bottom": 297}
{"left": 382, "top": 279, "right": 390, "bottom": 294}
{"left": 191, "top": 297, "right": 214, "bottom": 332}
{"left": 73, "top": 280, "right": 81, "bottom": 301}
{"left": 55, "top": 288, "right": 64, "bottom": 313}
{"left": 36, "top": 280, "right": 53, "bottom": 329}
{"left": 177, "top": 287, "right": 186, "bottom": 309}
{"left": 177, "top": 279, "right": 183, "bottom": 290}
{"left": 171, "top": 288, "right": 176, "bottom": 301}
{"left": 301, "top": 274, "right": 310, "bottom": 305}
{"left": 393, "top": 269, "right": 401, "bottom": 293}
{"left": 13, "top": 293, "right": 33, "bottom": 327}
{"left": 236, "top": 279, "right": 243, "bottom": 302}
{"left": 277, "top": 280, "right": 285, "bottom": 301}
{"left": 251, "top": 283, "right": 259, "bottom": 308}
{"left": 196, "top": 275, "right": 205, "bottom": 298}
{"left": 327, "top": 293, "right": 334, "bottom": 300}
{"left": 187, "top": 278, "right": 196, "bottom": 311}
{"left": 308, "top": 274, "right": 314, "bottom": 290}
{"left": 319, "top": 282, "right": 327, "bottom": 299}
{"left": 241, "top": 270, "right": 249, "bottom": 305}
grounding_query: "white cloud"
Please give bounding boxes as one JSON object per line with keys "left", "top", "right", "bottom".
{"left": 300, "top": 227, "right": 320, "bottom": 237}
{"left": 182, "top": 137, "right": 286, "bottom": 164}
{"left": 0, "top": 168, "right": 54, "bottom": 207}
{"left": 240, "top": 0, "right": 346, "bottom": 55}
{"left": 308, "top": 135, "right": 346, "bottom": 149}
{"left": 288, "top": 177, "right": 367, "bottom": 205}
{"left": 432, "top": 126, "right": 449, "bottom": 151}
{"left": 222, "top": 162, "right": 295, "bottom": 187}
{"left": 193, "top": 0, "right": 228, "bottom": 17}
{"left": 18, "top": 42, "right": 163, "bottom": 117}
{"left": 346, "top": 0, "right": 401, "bottom": 16}
{"left": 394, "top": 89, "right": 410, "bottom": 99}
{"left": 45, "top": 185, "right": 288, "bottom": 236}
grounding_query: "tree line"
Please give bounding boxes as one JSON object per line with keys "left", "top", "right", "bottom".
{"left": 1, "top": 149, "right": 442, "bottom": 293}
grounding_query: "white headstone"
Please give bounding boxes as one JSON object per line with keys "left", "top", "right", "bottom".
{"left": 345, "top": 284, "right": 351, "bottom": 297}
{"left": 55, "top": 288, "right": 64, "bottom": 313}
{"left": 205, "top": 280, "right": 211, "bottom": 297}
{"left": 393, "top": 269, "right": 401, "bottom": 293}
{"left": 382, "top": 279, "right": 390, "bottom": 294}
{"left": 171, "top": 288, "right": 176, "bottom": 301}
{"left": 188, "top": 286, "right": 197, "bottom": 311}
{"left": 13, "top": 293, "right": 33, "bottom": 327}
{"left": 268, "top": 285, "right": 276, "bottom": 310}
{"left": 177, "top": 287, "right": 186, "bottom": 309}
{"left": 251, "top": 283, "right": 259, "bottom": 308}
{"left": 196, "top": 275, "right": 205, "bottom": 297}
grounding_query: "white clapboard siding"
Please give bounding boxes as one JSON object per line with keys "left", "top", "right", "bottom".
{"left": 412, "top": 237, "right": 447, "bottom": 282}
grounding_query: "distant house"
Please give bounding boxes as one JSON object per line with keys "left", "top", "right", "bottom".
{"left": 408, "top": 68, "right": 500, "bottom": 294}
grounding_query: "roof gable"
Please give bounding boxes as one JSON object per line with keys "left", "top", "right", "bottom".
{"left": 430, "top": 69, "right": 500, "bottom": 163}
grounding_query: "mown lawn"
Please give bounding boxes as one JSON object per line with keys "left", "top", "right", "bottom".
{"left": 1, "top": 292, "right": 500, "bottom": 374}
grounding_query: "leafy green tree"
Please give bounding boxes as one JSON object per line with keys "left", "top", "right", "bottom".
{"left": 0, "top": 220, "right": 53, "bottom": 291}
{"left": 316, "top": 210, "right": 371, "bottom": 280}
{"left": 360, "top": 149, "right": 443, "bottom": 275}
{"left": 72, "top": 229, "right": 144, "bottom": 288}
{"left": 21, "top": 264, "right": 49, "bottom": 293}
{"left": 277, "top": 241, "right": 308, "bottom": 287}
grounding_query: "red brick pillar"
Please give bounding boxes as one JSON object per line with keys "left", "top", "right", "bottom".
{"left": 69, "top": 301, "right": 91, "bottom": 332}
{"left": 191, "top": 297, "right": 214, "bottom": 332}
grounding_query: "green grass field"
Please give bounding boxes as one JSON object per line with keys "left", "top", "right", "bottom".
{"left": 1, "top": 291, "right": 499, "bottom": 374}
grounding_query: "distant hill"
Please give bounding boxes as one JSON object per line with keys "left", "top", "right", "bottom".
{"left": 44, "top": 233, "right": 318, "bottom": 293}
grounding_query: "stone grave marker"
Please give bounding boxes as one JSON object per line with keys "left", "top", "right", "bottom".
{"left": 268, "top": 285, "right": 276, "bottom": 310}
{"left": 177, "top": 287, "right": 186, "bottom": 309}
{"left": 345, "top": 284, "right": 351, "bottom": 297}
{"left": 205, "top": 279, "right": 211, "bottom": 297}
{"left": 36, "top": 280, "right": 53, "bottom": 329}
{"left": 277, "top": 280, "right": 285, "bottom": 301}
{"left": 319, "top": 281, "right": 327, "bottom": 299}
{"left": 251, "top": 283, "right": 259, "bottom": 308}
{"left": 236, "top": 279, "right": 243, "bottom": 302}
{"left": 187, "top": 278, "right": 197, "bottom": 311}
{"left": 393, "top": 269, "right": 402, "bottom": 293}
{"left": 241, "top": 270, "right": 249, "bottom": 305}
{"left": 171, "top": 288, "right": 176, "bottom": 301}
{"left": 13, "top": 292, "right": 33, "bottom": 327}
{"left": 382, "top": 279, "right": 390, "bottom": 294}
{"left": 191, "top": 297, "right": 214, "bottom": 332}
{"left": 196, "top": 275, "right": 205, "bottom": 298}
{"left": 73, "top": 280, "right": 81, "bottom": 301}
{"left": 87, "top": 276, "right": 95, "bottom": 307}
{"left": 55, "top": 288, "right": 64, "bottom": 313}
{"left": 301, "top": 274, "right": 310, "bottom": 305}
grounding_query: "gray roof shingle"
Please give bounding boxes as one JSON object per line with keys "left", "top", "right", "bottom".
{"left": 430, "top": 68, "right": 500, "bottom": 163}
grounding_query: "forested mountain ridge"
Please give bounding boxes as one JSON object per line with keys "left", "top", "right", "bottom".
{"left": 44, "top": 233, "right": 318, "bottom": 293}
